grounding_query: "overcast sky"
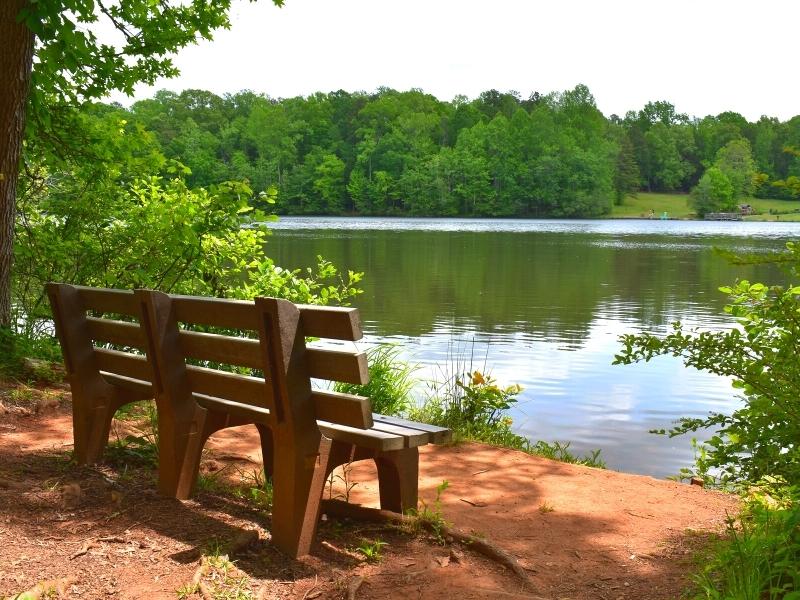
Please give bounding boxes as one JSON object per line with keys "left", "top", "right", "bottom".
{"left": 108, "top": 0, "right": 798, "bottom": 121}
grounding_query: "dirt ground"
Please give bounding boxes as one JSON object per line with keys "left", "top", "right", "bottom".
{"left": 0, "top": 385, "right": 738, "bottom": 600}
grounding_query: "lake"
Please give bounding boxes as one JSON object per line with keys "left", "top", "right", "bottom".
{"left": 266, "top": 217, "right": 800, "bottom": 478}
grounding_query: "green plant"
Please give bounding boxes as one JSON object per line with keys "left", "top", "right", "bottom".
{"left": 407, "top": 480, "right": 450, "bottom": 543}
{"left": 689, "top": 490, "right": 800, "bottom": 599}
{"left": 529, "top": 441, "right": 606, "bottom": 469}
{"left": 356, "top": 538, "right": 387, "bottom": 563}
{"left": 326, "top": 461, "right": 358, "bottom": 503}
{"left": 232, "top": 468, "right": 273, "bottom": 511}
{"left": 538, "top": 501, "right": 555, "bottom": 514}
{"left": 334, "top": 344, "right": 417, "bottom": 416}
{"left": 410, "top": 342, "right": 604, "bottom": 468}
{"left": 105, "top": 401, "right": 159, "bottom": 468}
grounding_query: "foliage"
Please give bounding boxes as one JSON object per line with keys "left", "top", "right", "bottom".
{"left": 410, "top": 361, "right": 605, "bottom": 468}
{"left": 334, "top": 344, "right": 417, "bottom": 415}
{"left": 689, "top": 488, "right": 800, "bottom": 599}
{"left": 406, "top": 480, "right": 450, "bottom": 543}
{"left": 411, "top": 368, "right": 522, "bottom": 437}
{"left": 614, "top": 241, "right": 800, "bottom": 488}
{"left": 690, "top": 166, "right": 735, "bottom": 217}
{"left": 232, "top": 468, "right": 273, "bottom": 512}
{"left": 355, "top": 538, "right": 387, "bottom": 563}
{"left": 13, "top": 106, "right": 362, "bottom": 343}
{"left": 18, "top": 1, "right": 282, "bottom": 130}
{"left": 528, "top": 440, "right": 605, "bottom": 469}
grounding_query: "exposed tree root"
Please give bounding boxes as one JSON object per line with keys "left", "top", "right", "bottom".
{"left": 346, "top": 575, "right": 364, "bottom": 600}
{"left": 10, "top": 576, "right": 75, "bottom": 599}
{"left": 321, "top": 499, "right": 539, "bottom": 592}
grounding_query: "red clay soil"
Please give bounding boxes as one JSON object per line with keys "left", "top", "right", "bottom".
{"left": 0, "top": 397, "right": 738, "bottom": 600}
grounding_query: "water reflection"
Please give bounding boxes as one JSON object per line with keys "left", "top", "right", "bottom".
{"left": 267, "top": 218, "right": 800, "bottom": 477}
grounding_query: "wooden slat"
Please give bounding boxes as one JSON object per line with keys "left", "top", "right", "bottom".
{"left": 318, "top": 421, "right": 404, "bottom": 451}
{"left": 86, "top": 317, "right": 146, "bottom": 349}
{"left": 299, "top": 305, "right": 363, "bottom": 341}
{"left": 185, "top": 365, "right": 272, "bottom": 408}
{"left": 369, "top": 422, "right": 430, "bottom": 448}
{"left": 311, "top": 390, "right": 373, "bottom": 429}
{"left": 194, "top": 395, "right": 272, "bottom": 425}
{"left": 100, "top": 372, "right": 154, "bottom": 397}
{"left": 75, "top": 286, "right": 138, "bottom": 316}
{"left": 306, "top": 347, "right": 368, "bottom": 384}
{"left": 178, "top": 330, "right": 261, "bottom": 369}
{"left": 93, "top": 347, "right": 152, "bottom": 381}
{"left": 171, "top": 296, "right": 258, "bottom": 330}
{"left": 372, "top": 414, "right": 452, "bottom": 444}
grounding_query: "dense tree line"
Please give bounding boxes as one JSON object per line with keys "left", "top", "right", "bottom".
{"left": 100, "top": 86, "right": 800, "bottom": 217}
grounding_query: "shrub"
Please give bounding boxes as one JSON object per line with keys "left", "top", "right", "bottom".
{"left": 334, "top": 344, "right": 417, "bottom": 416}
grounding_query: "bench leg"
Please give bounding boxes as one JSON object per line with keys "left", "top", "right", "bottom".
{"left": 323, "top": 444, "right": 419, "bottom": 515}
{"left": 255, "top": 424, "right": 275, "bottom": 479}
{"left": 375, "top": 447, "right": 419, "bottom": 514}
{"left": 72, "top": 397, "right": 115, "bottom": 465}
{"left": 72, "top": 386, "right": 140, "bottom": 465}
{"left": 270, "top": 435, "right": 332, "bottom": 558}
{"left": 156, "top": 405, "right": 207, "bottom": 500}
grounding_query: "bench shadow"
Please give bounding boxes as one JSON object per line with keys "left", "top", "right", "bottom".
{"left": 0, "top": 424, "right": 734, "bottom": 599}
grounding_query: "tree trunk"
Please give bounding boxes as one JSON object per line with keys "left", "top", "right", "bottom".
{"left": 0, "top": 0, "right": 34, "bottom": 328}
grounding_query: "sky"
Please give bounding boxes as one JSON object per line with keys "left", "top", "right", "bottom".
{"left": 108, "top": 0, "right": 798, "bottom": 122}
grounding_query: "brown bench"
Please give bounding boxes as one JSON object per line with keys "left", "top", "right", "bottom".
{"left": 46, "top": 283, "right": 450, "bottom": 557}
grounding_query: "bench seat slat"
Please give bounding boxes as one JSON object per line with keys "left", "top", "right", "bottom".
{"left": 310, "top": 390, "right": 372, "bottom": 429}
{"left": 318, "top": 421, "right": 405, "bottom": 452}
{"left": 86, "top": 317, "right": 146, "bottom": 349}
{"left": 306, "top": 347, "right": 368, "bottom": 384}
{"left": 369, "top": 422, "right": 430, "bottom": 447}
{"left": 372, "top": 414, "right": 452, "bottom": 444}
{"left": 75, "top": 286, "right": 138, "bottom": 317}
{"left": 178, "top": 330, "right": 262, "bottom": 369}
{"left": 185, "top": 365, "right": 272, "bottom": 409}
{"left": 93, "top": 347, "right": 152, "bottom": 381}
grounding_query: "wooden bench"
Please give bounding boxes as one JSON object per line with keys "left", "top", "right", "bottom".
{"left": 46, "top": 283, "right": 450, "bottom": 558}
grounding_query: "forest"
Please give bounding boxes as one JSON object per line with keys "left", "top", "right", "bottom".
{"left": 84, "top": 85, "right": 800, "bottom": 218}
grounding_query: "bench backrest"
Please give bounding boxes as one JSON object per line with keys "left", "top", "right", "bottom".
{"left": 46, "top": 283, "right": 374, "bottom": 431}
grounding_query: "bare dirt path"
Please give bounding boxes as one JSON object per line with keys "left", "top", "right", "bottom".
{"left": 0, "top": 403, "right": 737, "bottom": 599}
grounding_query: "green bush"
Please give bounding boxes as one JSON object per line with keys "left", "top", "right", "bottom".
{"left": 334, "top": 344, "right": 417, "bottom": 416}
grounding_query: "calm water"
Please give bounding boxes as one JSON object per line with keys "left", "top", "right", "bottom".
{"left": 266, "top": 218, "right": 800, "bottom": 477}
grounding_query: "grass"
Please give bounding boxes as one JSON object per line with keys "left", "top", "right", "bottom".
{"left": 610, "top": 192, "right": 694, "bottom": 219}
{"left": 609, "top": 192, "right": 800, "bottom": 221}
{"left": 334, "top": 344, "right": 418, "bottom": 415}
{"left": 689, "top": 493, "right": 800, "bottom": 599}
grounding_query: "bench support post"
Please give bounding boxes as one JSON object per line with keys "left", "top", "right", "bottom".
{"left": 47, "top": 283, "right": 121, "bottom": 464}
{"left": 136, "top": 289, "right": 207, "bottom": 499}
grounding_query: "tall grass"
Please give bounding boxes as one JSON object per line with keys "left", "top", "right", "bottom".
{"left": 407, "top": 340, "right": 606, "bottom": 468}
{"left": 334, "top": 344, "right": 418, "bottom": 415}
{"left": 691, "top": 487, "right": 800, "bottom": 599}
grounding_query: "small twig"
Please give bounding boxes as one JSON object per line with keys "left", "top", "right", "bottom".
{"left": 459, "top": 498, "right": 488, "bottom": 507}
{"left": 471, "top": 469, "right": 490, "bottom": 476}
{"left": 96, "top": 535, "right": 126, "bottom": 543}
{"left": 69, "top": 540, "right": 96, "bottom": 560}
{"left": 624, "top": 509, "right": 655, "bottom": 519}
{"left": 301, "top": 575, "right": 319, "bottom": 600}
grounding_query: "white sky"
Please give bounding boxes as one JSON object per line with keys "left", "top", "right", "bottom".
{"left": 108, "top": 0, "right": 799, "bottom": 122}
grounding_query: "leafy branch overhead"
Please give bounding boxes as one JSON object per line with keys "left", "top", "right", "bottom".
{"left": 614, "top": 242, "right": 800, "bottom": 487}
